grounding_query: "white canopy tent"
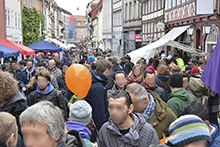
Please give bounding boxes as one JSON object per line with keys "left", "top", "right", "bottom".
{"left": 128, "top": 25, "right": 208, "bottom": 63}
{"left": 45, "top": 38, "right": 69, "bottom": 49}
{"left": 67, "top": 44, "right": 76, "bottom": 48}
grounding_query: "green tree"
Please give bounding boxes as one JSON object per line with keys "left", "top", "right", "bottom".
{"left": 22, "top": 7, "right": 44, "bottom": 46}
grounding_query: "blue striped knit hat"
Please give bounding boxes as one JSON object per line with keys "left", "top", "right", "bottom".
{"left": 167, "top": 114, "right": 211, "bottom": 147}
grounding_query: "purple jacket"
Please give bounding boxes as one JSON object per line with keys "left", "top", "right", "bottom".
{"left": 65, "top": 121, "right": 91, "bottom": 140}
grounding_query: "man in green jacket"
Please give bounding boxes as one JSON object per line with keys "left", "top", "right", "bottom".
{"left": 167, "top": 73, "right": 195, "bottom": 117}
{"left": 127, "top": 83, "right": 177, "bottom": 139}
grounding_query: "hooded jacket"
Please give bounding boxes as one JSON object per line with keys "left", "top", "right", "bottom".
{"left": 28, "top": 83, "right": 67, "bottom": 120}
{"left": 97, "top": 113, "right": 160, "bottom": 147}
{"left": 106, "top": 63, "right": 124, "bottom": 90}
{"left": 19, "top": 67, "right": 36, "bottom": 89}
{"left": 84, "top": 70, "right": 109, "bottom": 142}
{"left": 146, "top": 90, "right": 177, "bottom": 139}
{"left": 188, "top": 77, "right": 209, "bottom": 103}
{"left": 210, "top": 123, "right": 220, "bottom": 147}
{"left": 155, "top": 74, "right": 171, "bottom": 97}
{"left": 0, "top": 91, "right": 28, "bottom": 136}
{"left": 167, "top": 88, "right": 195, "bottom": 117}
{"left": 65, "top": 121, "right": 92, "bottom": 147}
{"left": 61, "top": 53, "right": 70, "bottom": 66}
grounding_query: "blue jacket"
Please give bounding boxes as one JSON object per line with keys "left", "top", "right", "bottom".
{"left": 19, "top": 67, "right": 36, "bottom": 89}
{"left": 84, "top": 70, "right": 109, "bottom": 142}
{"left": 209, "top": 123, "right": 220, "bottom": 147}
{"left": 66, "top": 121, "right": 91, "bottom": 139}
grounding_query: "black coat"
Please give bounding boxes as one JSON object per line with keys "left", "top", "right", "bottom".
{"left": 28, "top": 89, "right": 67, "bottom": 121}
{"left": 106, "top": 63, "right": 124, "bottom": 90}
{"left": 145, "top": 84, "right": 169, "bottom": 102}
{"left": 120, "top": 61, "right": 133, "bottom": 76}
{"left": 84, "top": 70, "right": 110, "bottom": 142}
{"left": 61, "top": 53, "right": 70, "bottom": 66}
{"left": 57, "top": 75, "right": 68, "bottom": 91}
{"left": 9, "top": 67, "right": 22, "bottom": 81}
{"left": 0, "top": 91, "right": 28, "bottom": 136}
{"left": 155, "top": 74, "right": 171, "bottom": 97}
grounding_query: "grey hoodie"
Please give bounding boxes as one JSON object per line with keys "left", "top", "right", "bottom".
{"left": 97, "top": 113, "right": 160, "bottom": 147}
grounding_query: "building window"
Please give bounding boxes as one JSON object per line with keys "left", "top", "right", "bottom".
{"left": 148, "top": 23, "right": 150, "bottom": 33}
{"left": 130, "top": 2, "right": 132, "bottom": 19}
{"left": 151, "top": 22, "right": 153, "bottom": 33}
{"left": 148, "top": 0, "right": 150, "bottom": 13}
{"left": 155, "top": 0, "right": 157, "bottom": 11}
{"left": 158, "top": 0, "right": 161, "bottom": 9}
{"left": 177, "top": 0, "right": 181, "bottom": 6}
{"left": 23, "top": 0, "right": 25, "bottom": 4}
{"left": 15, "top": 12, "right": 17, "bottom": 28}
{"left": 78, "top": 22, "right": 81, "bottom": 26}
{"left": 182, "top": 0, "right": 186, "bottom": 4}
{"left": 127, "top": 3, "right": 129, "bottom": 20}
{"left": 18, "top": 13, "right": 20, "bottom": 29}
{"left": 81, "top": 35, "right": 83, "bottom": 38}
{"left": 134, "top": 1, "right": 136, "bottom": 19}
{"left": 151, "top": 0, "right": 153, "bottom": 12}
{"left": 172, "top": 0, "right": 176, "bottom": 7}
{"left": 78, "top": 28, "right": 80, "bottom": 32}
{"left": 81, "top": 28, "right": 83, "bottom": 32}
{"left": 11, "top": 10, "right": 14, "bottom": 28}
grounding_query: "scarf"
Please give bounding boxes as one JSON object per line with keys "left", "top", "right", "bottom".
{"left": 26, "top": 67, "right": 35, "bottom": 80}
{"left": 141, "top": 93, "right": 156, "bottom": 122}
{"left": 126, "top": 74, "right": 144, "bottom": 85}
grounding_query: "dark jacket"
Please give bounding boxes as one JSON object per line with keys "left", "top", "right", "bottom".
{"left": 0, "top": 91, "right": 28, "bottom": 136}
{"left": 106, "top": 63, "right": 123, "bottom": 90}
{"left": 0, "top": 141, "right": 7, "bottom": 147}
{"left": 210, "top": 123, "right": 220, "bottom": 147}
{"left": 144, "top": 83, "right": 169, "bottom": 102}
{"left": 84, "top": 70, "right": 110, "bottom": 142}
{"left": 57, "top": 74, "right": 68, "bottom": 91}
{"left": 147, "top": 90, "right": 177, "bottom": 139}
{"left": 155, "top": 74, "right": 171, "bottom": 97}
{"left": 61, "top": 53, "right": 70, "bottom": 66}
{"left": 56, "top": 61, "right": 63, "bottom": 70}
{"left": 28, "top": 83, "right": 67, "bottom": 120}
{"left": 19, "top": 67, "right": 36, "bottom": 89}
{"left": 97, "top": 113, "right": 160, "bottom": 147}
{"left": 120, "top": 61, "right": 133, "bottom": 76}
{"left": 57, "top": 133, "right": 80, "bottom": 147}
{"left": 9, "top": 67, "right": 22, "bottom": 81}
{"left": 208, "top": 90, "right": 220, "bottom": 113}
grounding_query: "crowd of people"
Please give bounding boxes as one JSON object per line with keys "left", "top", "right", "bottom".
{"left": 0, "top": 48, "right": 220, "bottom": 147}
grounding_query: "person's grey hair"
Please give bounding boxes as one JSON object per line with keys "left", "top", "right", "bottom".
{"left": 126, "top": 83, "right": 148, "bottom": 102}
{"left": 20, "top": 101, "right": 66, "bottom": 144}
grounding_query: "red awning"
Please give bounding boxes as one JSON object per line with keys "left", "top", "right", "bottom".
{"left": 0, "top": 39, "right": 35, "bottom": 55}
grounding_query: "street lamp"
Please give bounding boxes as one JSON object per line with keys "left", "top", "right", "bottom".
{"left": 187, "top": 27, "right": 194, "bottom": 36}
{"left": 203, "top": 24, "right": 211, "bottom": 34}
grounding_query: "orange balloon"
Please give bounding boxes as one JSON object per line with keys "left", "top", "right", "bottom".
{"left": 65, "top": 64, "right": 92, "bottom": 98}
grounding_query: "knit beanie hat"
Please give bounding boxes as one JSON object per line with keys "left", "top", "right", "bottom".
{"left": 167, "top": 114, "right": 211, "bottom": 147}
{"left": 170, "top": 73, "right": 183, "bottom": 88}
{"left": 69, "top": 100, "right": 92, "bottom": 126}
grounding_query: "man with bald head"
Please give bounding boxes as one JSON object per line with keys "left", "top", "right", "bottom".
{"left": 47, "top": 59, "right": 62, "bottom": 79}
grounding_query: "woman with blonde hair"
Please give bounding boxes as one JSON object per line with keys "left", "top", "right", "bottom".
{"left": 126, "top": 64, "right": 144, "bottom": 85}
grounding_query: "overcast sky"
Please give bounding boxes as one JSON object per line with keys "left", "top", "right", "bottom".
{"left": 55, "top": 0, "right": 91, "bottom": 16}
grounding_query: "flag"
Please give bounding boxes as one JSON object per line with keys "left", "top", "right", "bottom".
{"left": 201, "top": 36, "right": 220, "bottom": 95}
